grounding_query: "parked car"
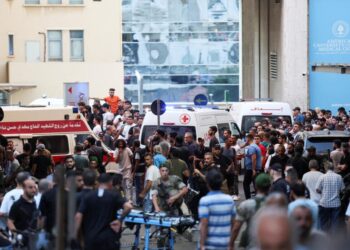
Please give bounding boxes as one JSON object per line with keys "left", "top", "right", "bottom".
{"left": 304, "top": 130, "right": 350, "bottom": 155}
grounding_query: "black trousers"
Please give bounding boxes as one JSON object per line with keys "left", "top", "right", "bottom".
{"left": 243, "top": 170, "right": 261, "bottom": 199}
{"left": 226, "top": 173, "right": 239, "bottom": 195}
{"left": 243, "top": 169, "right": 253, "bottom": 199}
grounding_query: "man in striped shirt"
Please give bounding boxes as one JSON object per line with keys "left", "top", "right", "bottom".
{"left": 198, "top": 168, "right": 236, "bottom": 250}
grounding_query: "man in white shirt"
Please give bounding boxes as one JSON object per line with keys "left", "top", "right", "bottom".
{"left": 302, "top": 159, "right": 324, "bottom": 204}
{"left": 0, "top": 172, "right": 30, "bottom": 217}
{"left": 92, "top": 116, "right": 103, "bottom": 136}
{"left": 330, "top": 140, "right": 343, "bottom": 171}
{"left": 121, "top": 115, "right": 136, "bottom": 140}
{"left": 101, "top": 103, "right": 115, "bottom": 131}
{"left": 138, "top": 153, "right": 160, "bottom": 212}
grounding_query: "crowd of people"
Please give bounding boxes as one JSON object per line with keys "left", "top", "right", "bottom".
{"left": 0, "top": 89, "right": 350, "bottom": 249}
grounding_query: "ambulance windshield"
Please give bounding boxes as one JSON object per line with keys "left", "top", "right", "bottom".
{"left": 241, "top": 115, "right": 292, "bottom": 133}
{"left": 141, "top": 125, "right": 196, "bottom": 145}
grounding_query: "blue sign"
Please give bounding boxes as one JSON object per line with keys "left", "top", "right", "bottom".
{"left": 194, "top": 94, "right": 208, "bottom": 106}
{"left": 309, "top": 0, "right": 350, "bottom": 113}
{"left": 151, "top": 99, "right": 166, "bottom": 115}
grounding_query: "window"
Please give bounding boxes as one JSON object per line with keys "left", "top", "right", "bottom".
{"left": 270, "top": 52, "right": 278, "bottom": 80}
{"left": 48, "top": 0, "right": 62, "bottom": 4}
{"left": 25, "top": 41, "right": 40, "bottom": 62}
{"left": 122, "top": 0, "right": 241, "bottom": 103}
{"left": 230, "top": 122, "right": 241, "bottom": 137}
{"left": 28, "top": 136, "right": 69, "bottom": 155}
{"left": 141, "top": 125, "right": 196, "bottom": 145}
{"left": 217, "top": 123, "right": 230, "bottom": 143}
{"left": 48, "top": 30, "right": 62, "bottom": 61}
{"left": 8, "top": 34, "right": 14, "bottom": 56}
{"left": 25, "top": 0, "right": 40, "bottom": 3}
{"left": 70, "top": 0, "right": 83, "bottom": 3}
{"left": 305, "top": 136, "right": 350, "bottom": 155}
{"left": 241, "top": 115, "right": 293, "bottom": 133}
{"left": 70, "top": 30, "right": 84, "bottom": 61}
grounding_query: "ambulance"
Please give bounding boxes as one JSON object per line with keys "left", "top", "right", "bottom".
{"left": 140, "top": 106, "right": 241, "bottom": 147}
{"left": 0, "top": 106, "right": 114, "bottom": 164}
{"left": 229, "top": 101, "right": 293, "bottom": 133}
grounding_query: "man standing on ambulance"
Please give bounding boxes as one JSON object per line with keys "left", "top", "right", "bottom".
{"left": 104, "top": 88, "right": 121, "bottom": 115}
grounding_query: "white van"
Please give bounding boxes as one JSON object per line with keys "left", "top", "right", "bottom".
{"left": 230, "top": 101, "right": 293, "bottom": 133}
{"left": 0, "top": 106, "right": 113, "bottom": 164}
{"left": 140, "top": 107, "right": 241, "bottom": 147}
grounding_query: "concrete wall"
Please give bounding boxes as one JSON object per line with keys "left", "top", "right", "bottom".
{"left": 0, "top": 0, "right": 123, "bottom": 103}
{"left": 241, "top": 0, "right": 269, "bottom": 100}
{"left": 9, "top": 62, "right": 124, "bottom": 104}
{"left": 269, "top": 0, "right": 308, "bottom": 110}
{"left": 242, "top": 0, "right": 309, "bottom": 110}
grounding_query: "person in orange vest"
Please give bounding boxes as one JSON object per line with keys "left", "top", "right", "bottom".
{"left": 104, "top": 88, "right": 121, "bottom": 114}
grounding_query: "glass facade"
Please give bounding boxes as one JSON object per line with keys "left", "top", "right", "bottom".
{"left": 122, "top": 0, "right": 240, "bottom": 103}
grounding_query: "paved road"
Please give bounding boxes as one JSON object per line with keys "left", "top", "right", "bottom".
{"left": 120, "top": 228, "right": 198, "bottom": 249}
{"left": 120, "top": 176, "right": 248, "bottom": 249}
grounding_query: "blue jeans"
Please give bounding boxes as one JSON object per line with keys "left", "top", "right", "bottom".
{"left": 143, "top": 197, "right": 153, "bottom": 213}
{"left": 318, "top": 206, "right": 340, "bottom": 232}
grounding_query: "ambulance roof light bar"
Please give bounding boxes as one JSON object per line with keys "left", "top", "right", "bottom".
{"left": 170, "top": 105, "right": 220, "bottom": 111}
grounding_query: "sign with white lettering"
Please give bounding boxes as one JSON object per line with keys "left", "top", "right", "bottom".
{"left": 309, "top": 0, "right": 350, "bottom": 112}
{"left": 0, "top": 120, "right": 90, "bottom": 134}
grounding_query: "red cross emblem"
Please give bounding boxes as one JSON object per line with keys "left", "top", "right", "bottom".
{"left": 180, "top": 114, "right": 190, "bottom": 124}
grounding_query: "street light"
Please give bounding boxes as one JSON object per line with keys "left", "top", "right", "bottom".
{"left": 135, "top": 70, "right": 143, "bottom": 113}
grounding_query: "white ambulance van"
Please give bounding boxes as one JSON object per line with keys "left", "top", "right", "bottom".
{"left": 230, "top": 101, "right": 293, "bottom": 133}
{"left": 0, "top": 106, "right": 113, "bottom": 164}
{"left": 140, "top": 107, "right": 241, "bottom": 147}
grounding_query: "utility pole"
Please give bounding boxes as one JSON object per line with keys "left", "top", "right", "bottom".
{"left": 55, "top": 165, "right": 66, "bottom": 250}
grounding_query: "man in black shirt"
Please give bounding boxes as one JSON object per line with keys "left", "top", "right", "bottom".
{"left": 191, "top": 152, "right": 216, "bottom": 219}
{"left": 184, "top": 132, "right": 197, "bottom": 156}
{"left": 8, "top": 178, "right": 38, "bottom": 232}
{"left": 175, "top": 136, "right": 191, "bottom": 165}
{"left": 32, "top": 144, "right": 52, "bottom": 179}
{"left": 84, "top": 136, "right": 104, "bottom": 173}
{"left": 64, "top": 156, "right": 76, "bottom": 172}
{"left": 212, "top": 144, "right": 231, "bottom": 173}
{"left": 212, "top": 144, "right": 234, "bottom": 194}
{"left": 39, "top": 172, "right": 67, "bottom": 234}
{"left": 194, "top": 137, "right": 209, "bottom": 161}
{"left": 269, "top": 163, "right": 291, "bottom": 200}
{"left": 208, "top": 126, "right": 219, "bottom": 151}
{"left": 75, "top": 174, "right": 132, "bottom": 250}
{"left": 76, "top": 169, "right": 96, "bottom": 210}
{"left": 290, "top": 145, "right": 309, "bottom": 179}
{"left": 305, "top": 146, "right": 324, "bottom": 172}
{"left": 16, "top": 143, "right": 33, "bottom": 170}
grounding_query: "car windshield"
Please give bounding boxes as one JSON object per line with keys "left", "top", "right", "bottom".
{"left": 241, "top": 115, "right": 292, "bottom": 133}
{"left": 305, "top": 136, "right": 350, "bottom": 154}
{"left": 141, "top": 125, "right": 196, "bottom": 145}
